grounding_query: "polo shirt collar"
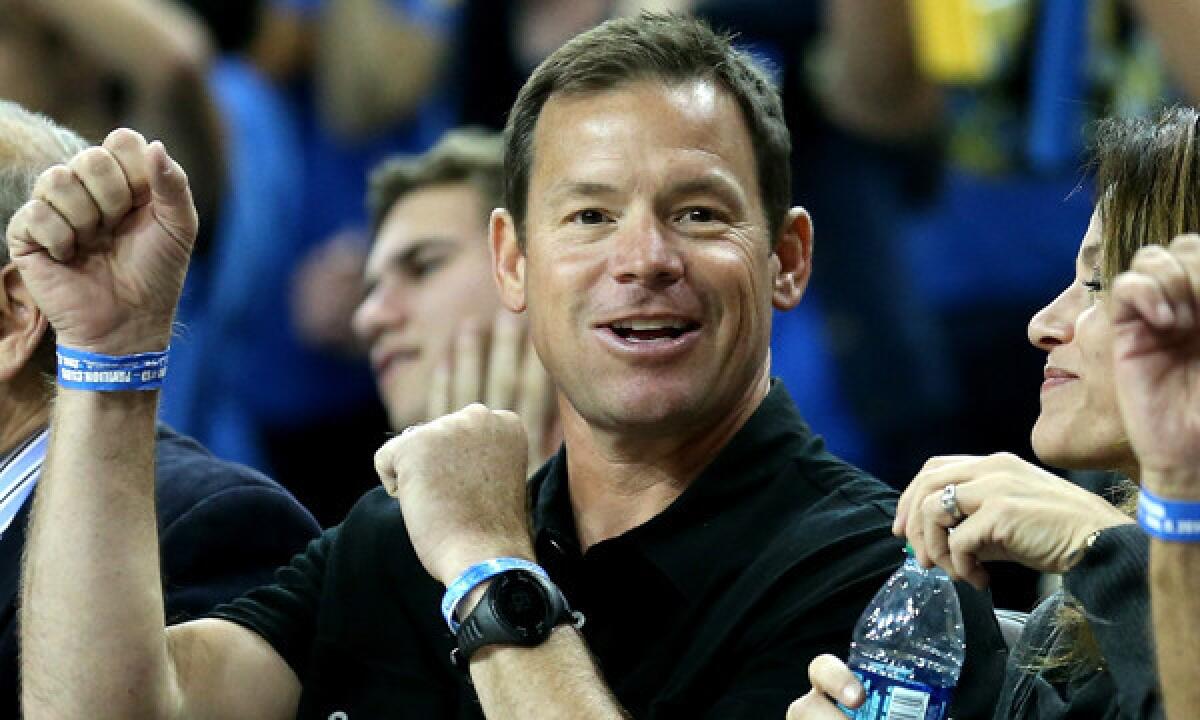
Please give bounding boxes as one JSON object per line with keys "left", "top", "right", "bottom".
{"left": 531, "top": 380, "right": 823, "bottom": 596}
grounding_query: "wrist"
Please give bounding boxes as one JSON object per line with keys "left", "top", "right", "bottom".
{"left": 56, "top": 314, "right": 175, "bottom": 357}
{"left": 57, "top": 345, "right": 169, "bottom": 393}
{"left": 1138, "top": 486, "right": 1200, "bottom": 543}
{"left": 456, "top": 579, "right": 493, "bottom": 623}
{"left": 441, "top": 557, "right": 546, "bottom": 633}
{"left": 437, "top": 541, "right": 536, "bottom": 587}
{"left": 56, "top": 386, "right": 160, "bottom": 426}
{"left": 1140, "top": 468, "right": 1200, "bottom": 501}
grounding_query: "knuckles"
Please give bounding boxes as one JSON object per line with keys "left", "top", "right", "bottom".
{"left": 104, "top": 127, "right": 145, "bottom": 153}
{"left": 73, "top": 147, "right": 113, "bottom": 177}
{"left": 36, "top": 164, "right": 75, "bottom": 194}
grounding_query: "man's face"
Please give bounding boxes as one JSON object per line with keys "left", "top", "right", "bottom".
{"left": 512, "top": 79, "right": 797, "bottom": 436}
{"left": 352, "top": 183, "right": 501, "bottom": 429}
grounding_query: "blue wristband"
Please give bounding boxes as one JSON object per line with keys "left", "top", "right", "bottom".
{"left": 441, "top": 558, "right": 548, "bottom": 633}
{"left": 57, "top": 345, "right": 169, "bottom": 392}
{"left": 1138, "top": 486, "right": 1200, "bottom": 543}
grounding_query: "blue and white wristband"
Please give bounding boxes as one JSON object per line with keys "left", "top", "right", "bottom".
{"left": 57, "top": 345, "right": 169, "bottom": 392}
{"left": 441, "top": 557, "right": 549, "bottom": 633}
{"left": 1138, "top": 486, "right": 1200, "bottom": 543}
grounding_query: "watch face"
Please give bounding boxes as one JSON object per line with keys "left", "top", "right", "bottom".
{"left": 492, "top": 571, "right": 552, "bottom": 639}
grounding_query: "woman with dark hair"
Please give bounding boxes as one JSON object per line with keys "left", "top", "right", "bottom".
{"left": 788, "top": 105, "right": 1200, "bottom": 720}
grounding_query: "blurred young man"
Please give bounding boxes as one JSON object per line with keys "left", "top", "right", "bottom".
{"left": 352, "top": 129, "right": 558, "bottom": 466}
{"left": 14, "top": 14, "right": 1005, "bottom": 719}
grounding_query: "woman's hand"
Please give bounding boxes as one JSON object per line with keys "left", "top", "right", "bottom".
{"left": 785, "top": 654, "right": 864, "bottom": 719}
{"left": 1111, "top": 235, "right": 1200, "bottom": 498}
{"left": 894, "top": 453, "right": 1133, "bottom": 588}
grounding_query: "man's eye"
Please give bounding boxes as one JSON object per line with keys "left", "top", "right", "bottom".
{"left": 406, "top": 257, "right": 445, "bottom": 279}
{"left": 572, "top": 209, "right": 608, "bottom": 225}
{"left": 678, "top": 207, "right": 718, "bottom": 224}
{"left": 1083, "top": 266, "right": 1105, "bottom": 294}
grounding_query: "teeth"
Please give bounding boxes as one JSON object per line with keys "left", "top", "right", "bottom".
{"left": 612, "top": 319, "right": 688, "bottom": 330}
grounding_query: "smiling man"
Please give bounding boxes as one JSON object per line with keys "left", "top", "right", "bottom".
{"left": 15, "top": 13, "right": 1005, "bottom": 720}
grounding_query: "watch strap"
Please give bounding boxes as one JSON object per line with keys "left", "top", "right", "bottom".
{"left": 441, "top": 557, "right": 549, "bottom": 633}
{"left": 452, "top": 569, "right": 580, "bottom": 668}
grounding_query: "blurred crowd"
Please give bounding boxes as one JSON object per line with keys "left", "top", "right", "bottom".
{"left": 4, "top": 0, "right": 1193, "bottom": 609}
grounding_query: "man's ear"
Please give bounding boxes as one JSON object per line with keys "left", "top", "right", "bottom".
{"left": 490, "top": 208, "right": 527, "bottom": 313}
{"left": 0, "top": 264, "right": 48, "bottom": 383}
{"left": 770, "top": 207, "right": 813, "bottom": 311}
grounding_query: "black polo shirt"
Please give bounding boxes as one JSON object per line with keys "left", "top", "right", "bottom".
{"left": 213, "top": 382, "right": 1006, "bottom": 718}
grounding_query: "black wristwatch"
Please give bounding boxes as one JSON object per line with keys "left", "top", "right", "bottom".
{"left": 451, "top": 568, "right": 579, "bottom": 668}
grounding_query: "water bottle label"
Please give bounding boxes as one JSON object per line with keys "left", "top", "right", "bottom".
{"left": 842, "top": 663, "right": 954, "bottom": 720}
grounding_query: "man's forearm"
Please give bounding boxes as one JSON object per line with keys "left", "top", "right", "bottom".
{"left": 31, "top": 0, "right": 211, "bottom": 94}
{"left": 20, "top": 390, "right": 180, "bottom": 719}
{"left": 30, "top": 0, "right": 223, "bottom": 234}
{"left": 1130, "top": 0, "right": 1200, "bottom": 104}
{"left": 471, "top": 627, "right": 630, "bottom": 720}
{"left": 819, "top": 0, "right": 942, "bottom": 141}
{"left": 316, "top": 0, "right": 443, "bottom": 138}
{"left": 1142, "top": 468, "right": 1200, "bottom": 720}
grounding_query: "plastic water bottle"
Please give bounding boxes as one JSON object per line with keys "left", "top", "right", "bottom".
{"left": 844, "top": 545, "right": 965, "bottom": 720}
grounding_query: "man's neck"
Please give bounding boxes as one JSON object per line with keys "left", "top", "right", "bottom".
{"left": 0, "top": 384, "right": 51, "bottom": 459}
{"left": 562, "top": 369, "right": 771, "bottom": 551}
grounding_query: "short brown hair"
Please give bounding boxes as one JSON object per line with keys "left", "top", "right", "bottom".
{"left": 367, "top": 127, "right": 504, "bottom": 237}
{"left": 503, "top": 12, "right": 791, "bottom": 247}
{"left": 0, "top": 101, "right": 87, "bottom": 378}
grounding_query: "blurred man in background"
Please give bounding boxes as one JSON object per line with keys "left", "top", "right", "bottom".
{"left": 352, "top": 128, "right": 558, "bottom": 466}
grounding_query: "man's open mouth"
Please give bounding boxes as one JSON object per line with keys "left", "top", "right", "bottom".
{"left": 605, "top": 318, "right": 701, "bottom": 343}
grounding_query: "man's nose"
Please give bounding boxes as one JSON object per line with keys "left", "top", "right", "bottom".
{"left": 353, "top": 281, "right": 411, "bottom": 341}
{"left": 608, "top": 216, "right": 684, "bottom": 289}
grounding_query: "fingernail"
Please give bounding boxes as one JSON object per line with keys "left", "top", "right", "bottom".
{"left": 1159, "top": 302, "right": 1174, "bottom": 325}
{"left": 843, "top": 685, "right": 862, "bottom": 705}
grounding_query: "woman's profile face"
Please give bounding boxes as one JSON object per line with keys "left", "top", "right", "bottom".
{"left": 1027, "top": 208, "right": 1134, "bottom": 473}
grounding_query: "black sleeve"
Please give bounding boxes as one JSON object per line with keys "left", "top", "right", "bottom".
{"left": 158, "top": 483, "right": 322, "bottom": 624}
{"left": 697, "top": 569, "right": 896, "bottom": 719}
{"left": 993, "top": 525, "right": 1163, "bottom": 720}
{"left": 1063, "top": 524, "right": 1161, "bottom": 718}
{"left": 692, "top": 560, "right": 1006, "bottom": 720}
{"left": 207, "top": 527, "right": 338, "bottom": 680}
{"left": 951, "top": 581, "right": 1011, "bottom": 719}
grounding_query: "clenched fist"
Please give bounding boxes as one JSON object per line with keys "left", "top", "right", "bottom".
{"left": 1112, "top": 235, "right": 1200, "bottom": 495}
{"left": 375, "top": 404, "right": 535, "bottom": 586}
{"left": 5, "top": 128, "right": 197, "bottom": 355}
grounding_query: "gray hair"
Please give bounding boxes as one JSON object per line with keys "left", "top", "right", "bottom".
{"left": 0, "top": 101, "right": 89, "bottom": 265}
{"left": 0, "top": 101, "right": 88, "bottom": 377}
